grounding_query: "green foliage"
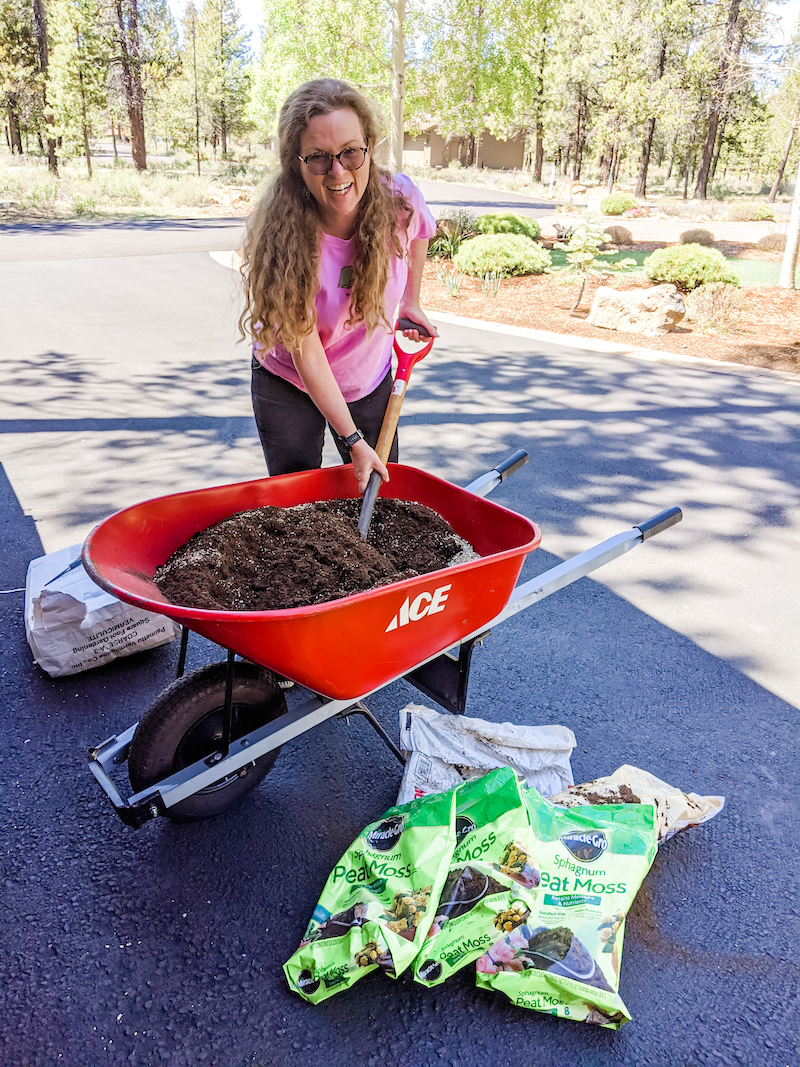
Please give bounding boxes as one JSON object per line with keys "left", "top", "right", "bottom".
{"left": 72, "top": 193, "right": 97, "bottom": 213}
{"left": 725, "top": 200, "right": 776, "bottom": 222}
{"left": 48, "top": 0, "right": 113, "bottom": 169}
{"left": 643, "top": 244, "right": 740, "bottom": 292}
{"left": 475, "top": 212, "right": 540, "bottom": 240}
{"left": 679, "top": 228, "right": 715, "bottom": 246}
{"left": 435, "top": 260, "right": 463, "bottom": 296}
{"left": 428, "top": 210, "right": 478, "bottom": 259}
{"left": 555, "top": 212, "right": 637, "bottom": 311}
{"left": 480, "top": 270, "right": 502, "bottom": 296}
{"left": 600, "top": 192, "right": 638, "bottom": 216}
{"left": 452, "top": 234, "right": 551, "bottom": 277}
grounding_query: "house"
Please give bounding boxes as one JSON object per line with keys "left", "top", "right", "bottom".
{"left": 403, "top": 122, "right": 526, "bottom": 170}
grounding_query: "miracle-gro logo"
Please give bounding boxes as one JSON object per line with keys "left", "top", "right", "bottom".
{"left": 559, "top": 831, "right": 608, "bottom": 862}
{"left": 366, "top": 814, "right": 405, "bottom": 852}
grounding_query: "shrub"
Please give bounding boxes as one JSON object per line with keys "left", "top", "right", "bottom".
{"left": 679, "top": 228, "right": 715, "bottom": 246}
{"left": 428, "top": 209, "right": 478, "bottom": 259}
{"left": 453, "top": 234, "right": 551, "bottom": 277}
{"left": 757, "top": 232, "right": 787, "bottom": 252}
{"left": 643, "top": 244, "right": 739, "bottom": 292}
{"left": 603, "top": 225, "right": 632, "bottom": 245}
{"left": 726, "top": 200, "right": 776, "bottom": 222}
{"left": 685, "top": 282, "right": 743, "bottom": 335}
{"left": 475, "top": 212, "right": 540, "bottom": 240}
{"left": 600, "top": 192, "right": 638, "bottom": 215}
{"left": 624, "top": 205, "right": 650, "bottom": 218}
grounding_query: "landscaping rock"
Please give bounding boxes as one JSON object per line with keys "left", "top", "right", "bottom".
{"left": 587, "top": 283, "right": 686, "bottom": 337}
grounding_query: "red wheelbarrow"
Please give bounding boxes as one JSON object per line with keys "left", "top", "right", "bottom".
{"left": 84, "top": 452, "right": 681, "bottom": 828}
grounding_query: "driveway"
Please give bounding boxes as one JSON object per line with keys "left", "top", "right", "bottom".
{"left": 1, "top": 217, "right": 798, "bottom": 1067}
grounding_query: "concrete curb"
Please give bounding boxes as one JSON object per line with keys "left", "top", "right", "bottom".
{"left": 426, "top": 309, "right": 800, "bottom": 387}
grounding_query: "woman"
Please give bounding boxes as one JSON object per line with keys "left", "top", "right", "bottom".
{"left": 240, "top": 79, "right": 439, "bottom": 494}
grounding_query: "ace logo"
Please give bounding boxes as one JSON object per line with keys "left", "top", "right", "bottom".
{"left": 385, "top": 583, "right": 452, "bottom": 632}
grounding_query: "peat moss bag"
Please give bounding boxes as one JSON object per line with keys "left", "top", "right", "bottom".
{"left": 413, "top": 767, "right": 541, "bottom": 988}
{"left": 475, "top": 787, "right": 657, "bottom": 1029}
{"left": 284, "top": 786, "right": 456, "bottom": 1003}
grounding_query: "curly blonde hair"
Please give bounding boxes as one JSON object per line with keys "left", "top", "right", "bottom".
{"left": 239, "top": 79, "right": 413, "bottom": 355}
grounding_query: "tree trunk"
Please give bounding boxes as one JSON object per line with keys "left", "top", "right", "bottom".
{"left": 116, "top": 0, "right": 147, "bottom": 171}
{"left": 780, "top": 152, "right": 800, "bottom": 288}
{"left": 389, "top": 0, "right": 405, "bottom": 173}
{"left": 665, "top": 133, "right": 677, "bottom": 180}
{"left": 570, "top": 277, "right": 586, "bottom": 314}
{"left": 532, "top": 41, "right": 546, "bottom": 182}
{"left": 598, "top": 143, "right": 612, "bottom": 185}
{"left": 709, "top": 112, "right": 728, "bottom": 181}
{"left": 572, "top": 92, "right": 585, "bottom": 180}
{"left": 769, "top": 102, "right": 800, "bottom": 202}
{"left": 32, "top": 0, "right": 58, "bottom": 174}
{"left": 7, "top": 98, "right": 23, "bottom": 154}
{"left": 533, "top": 123, "right": 544, "bottom": 183}
{"left": 636, "top": 118, "right": 656, "bottom": 199}
{"left": 694, "top": 0, "right": 741, "bottom": 199}
{"left": 636, "top": 42, "right": 666, "bottom": 200}
{"left": 78, "top": 62, "right": 92, "bottom": 178}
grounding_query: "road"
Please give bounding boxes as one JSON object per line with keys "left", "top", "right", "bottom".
{"left": 1, "top": 203, "right": 798, "bottom": 1067}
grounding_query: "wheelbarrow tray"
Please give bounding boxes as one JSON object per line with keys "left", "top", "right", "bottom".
{"left": 82, "top": 464, "right": 541, "bottom": 699}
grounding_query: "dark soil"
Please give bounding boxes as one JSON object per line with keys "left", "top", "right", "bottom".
{"left": 154, "top": 497, "right": 478, "bottom": 611}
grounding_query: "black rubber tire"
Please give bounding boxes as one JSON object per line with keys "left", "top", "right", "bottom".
{"left": 128, "top": 661, "right": 287, "bottom": 822}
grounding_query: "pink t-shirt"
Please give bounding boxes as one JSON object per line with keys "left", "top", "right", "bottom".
{"left": 254, "top": 173, "right": 437, "bottom": 403}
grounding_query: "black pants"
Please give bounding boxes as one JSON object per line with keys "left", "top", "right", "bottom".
{"left": 251, "top": 360, "right": 399, "bottom": 475}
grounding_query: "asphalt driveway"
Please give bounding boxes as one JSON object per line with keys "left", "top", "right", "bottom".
{"left": 1, "top": 214, "right": 798, "bottom": 1067}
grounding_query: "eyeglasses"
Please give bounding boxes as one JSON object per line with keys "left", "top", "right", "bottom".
{"left": 298, "top": 146, "right": 369, "bottom": 175}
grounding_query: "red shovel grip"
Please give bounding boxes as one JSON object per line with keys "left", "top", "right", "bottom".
{"left": 393, "top": 317, "right": 435, "bottom": 380}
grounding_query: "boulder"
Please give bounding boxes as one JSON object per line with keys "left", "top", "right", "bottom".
{"left": 587, "top": 283, "right": 686, "bottom": 337}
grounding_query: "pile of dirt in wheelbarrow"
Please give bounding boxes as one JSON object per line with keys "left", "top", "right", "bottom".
{"left": 154, "top": 498, "right": 479, "bottom": 611}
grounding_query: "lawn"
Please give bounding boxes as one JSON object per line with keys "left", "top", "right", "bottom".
{"left": 547, "top": 247, "right": 793, "bottom": 287}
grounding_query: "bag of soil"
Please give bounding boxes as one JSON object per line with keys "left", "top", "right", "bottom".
{"left": 284, "top": 786, "right": 456, "bottom": 1003}
{"left": 475, "top": 786, "right": 657, "bottom": 1029}
{"left": 413, "top": 767, "right": 541, "bottom": 988}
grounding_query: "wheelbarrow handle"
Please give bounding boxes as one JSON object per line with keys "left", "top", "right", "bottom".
{"left": 635, "top": 506, "right": 683, "bottom": 541}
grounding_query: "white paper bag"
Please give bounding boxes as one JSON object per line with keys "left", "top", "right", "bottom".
{"left": 25, "top": 544, "right": 180, "bottom": 677}
{"left": 397, "top": 703, "right": 576, "bottom": 804}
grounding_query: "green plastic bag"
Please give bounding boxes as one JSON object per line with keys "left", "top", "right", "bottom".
{"left": 284, "top": 786, "right": 456, "bottom": 1003}
{"left": 475, "top": 787, "right": 657, "bottom": 1028}
{"left": 413, "top": 767, "right": 540, "bottom": 987}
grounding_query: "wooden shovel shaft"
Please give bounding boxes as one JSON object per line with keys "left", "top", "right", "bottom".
{"left": 375, "top": 381, "right": 408, "bottom": 464}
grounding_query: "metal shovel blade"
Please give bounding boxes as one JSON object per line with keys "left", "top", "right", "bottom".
{"left": 358, "top": 470, "right": 382, "bottom": 541}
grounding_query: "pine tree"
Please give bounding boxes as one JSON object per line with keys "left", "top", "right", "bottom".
{"left": 196, "top": 0, "right": 250, "bottom": 157}
{"left": 49, "top": 0, "right": 113, "bottom": 174}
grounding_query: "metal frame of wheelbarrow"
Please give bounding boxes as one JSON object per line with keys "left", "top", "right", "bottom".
{"left": 88, "top": 451, "right": 682, "bottom": 828}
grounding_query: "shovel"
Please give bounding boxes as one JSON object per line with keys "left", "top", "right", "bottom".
{"left": 357, "top": 317, "right": 435, "bottom": 541}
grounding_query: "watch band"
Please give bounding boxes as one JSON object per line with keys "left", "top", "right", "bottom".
{"left": 340, "top": 429, "right": 365, "bottom": 452}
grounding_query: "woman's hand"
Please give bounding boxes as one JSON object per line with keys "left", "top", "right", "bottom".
{"left": 397, "top": 303, "right": 439, "bottom": 344}
{"left": 350, "top": 438, "right": 389, "bottom": 494}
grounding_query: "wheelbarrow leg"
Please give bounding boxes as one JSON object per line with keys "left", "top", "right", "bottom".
{"left": 339, "top": 701, "right": 406, "bottom": 765}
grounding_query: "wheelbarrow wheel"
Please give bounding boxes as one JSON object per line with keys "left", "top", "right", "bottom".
{"left": 128, "top": 661, "right": 287, "bottom": 822}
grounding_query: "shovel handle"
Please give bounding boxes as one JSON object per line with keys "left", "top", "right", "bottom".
{"left": 374, "top": 318, "right": 435, "bottom": 463}
{"left": 359, "top": 318, "right": 435, "bottom": 541}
